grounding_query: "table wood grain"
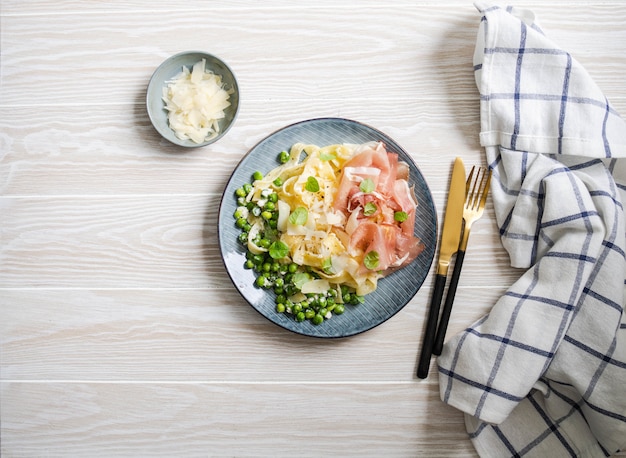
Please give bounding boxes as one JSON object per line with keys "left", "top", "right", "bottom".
{"left": 2, "top": 1, "right": 625, "bottom": 456}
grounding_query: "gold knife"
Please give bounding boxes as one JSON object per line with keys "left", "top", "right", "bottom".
{"left": 417, "top": 157, "right": 466, "bottom": 379}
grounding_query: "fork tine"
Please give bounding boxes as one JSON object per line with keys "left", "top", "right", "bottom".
{"left": 465, "top": 165, "right": 475, "bottom": 196}
{"left": 468, "top": 170, "right": 481, "bottom": 209}
{"left": 478, "top": 169, "right": 492, "bottom": 210}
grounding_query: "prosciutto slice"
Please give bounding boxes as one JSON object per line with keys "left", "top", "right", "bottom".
{"left": 334, "top": 141, "right": 424, "bottom": 272}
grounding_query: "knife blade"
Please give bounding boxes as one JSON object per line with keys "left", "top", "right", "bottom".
{"left": 417, "top": 157, "right": 466, "bottom": 379}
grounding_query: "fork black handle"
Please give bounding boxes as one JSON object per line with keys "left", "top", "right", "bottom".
{"left": 432, "top": 249, "right": 466, "bottom": 356}
{"left": 417, "top": 273, "right": 446, "bottom": 379}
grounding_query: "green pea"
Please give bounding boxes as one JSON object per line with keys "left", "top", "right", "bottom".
{"left": 295, "top": 311, "right": 306, "bottom": 322}
{"left": 255, "top": 275, "right": 267, "bottom": 288}
{"left": 243, "top": 183, "right": 253, "bottom": 194}
{"left": 236, "top": 218, "right": 248, "bottom": 229}
{"left": 334, "top": 304, "right": 345, "bottom": 315}
{"left": 269, "top": 193, "right": 278, "bottom": 203}
{"left": 288, "top": 263, "right": 298, "bottom": 273}
{"left": 264, "top": 201, "right": 275, "bottom": 211}
{"left": 312, "top": 314, "right": 324, "bottom": 325}
{"left": 305, "top": 309, "right": 315, "bottom": 320}
{"left": 235, "top": 187, "right": 246, "bottom": 197}
{"left": 278, "top": 151, "right": 290, "bottom": 164}
{"left": 261, "top": 211, "right": 273, "bottom": 220}
{"left": 244, "top": 260, "right": 254, "bottom": 269}
{"left": 276, "top": 303, "right": 286, "bottom": 313}
{"left": 253, "top": 171, "right": 263, "bottom": 181}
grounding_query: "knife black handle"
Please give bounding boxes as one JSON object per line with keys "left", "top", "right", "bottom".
{"left": 433, "top": 249, "right": 466, "bottom": 356}
{"left": 417, "top": 273, "right": 447, "bottom": 379}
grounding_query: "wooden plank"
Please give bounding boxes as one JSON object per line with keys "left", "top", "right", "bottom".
{"left": 0, "top": 288, "right": 502, "bottom": 381}
{"left": 0, "top": 98, "right": 485, "bottom": 196}
{"left": 1, "top": 5, "right": 625, "bottom": 107}
{"left": 0, "top": 382, "right": 477, "bottom": 457}
{"left": 2, "top": 0, "right": 618, "bottom": 15}
{"left": 2, "top": 96, "right": 625, "bottom": 196}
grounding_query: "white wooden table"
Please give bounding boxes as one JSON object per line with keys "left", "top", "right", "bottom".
{"left": 2, "top": 1, "right": 625, "bottom": 456}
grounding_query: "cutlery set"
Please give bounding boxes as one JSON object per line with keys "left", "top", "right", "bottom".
{"left": 417, "top": 158, "right": 491, "bottom": 379}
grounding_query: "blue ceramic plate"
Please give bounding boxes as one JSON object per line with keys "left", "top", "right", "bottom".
{"left": 218, "top": 118, "right": 437, "bottom": 338}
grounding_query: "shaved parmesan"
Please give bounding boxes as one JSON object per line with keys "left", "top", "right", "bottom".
{"left": 276, "top": 199, "right": 291, "bottom": 232}
{"left": 300, "top": 279, "right": 331, "bottom": 294}
{"left": 162, "top": 59, "right": 232, "bottom": 144}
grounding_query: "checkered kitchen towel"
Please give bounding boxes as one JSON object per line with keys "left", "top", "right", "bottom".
{"left": 437, "top": 3, "right": 626, "bottom": 457}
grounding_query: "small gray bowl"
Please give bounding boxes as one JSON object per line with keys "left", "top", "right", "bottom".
{"left": 146, "top": 51, "right": 239, "bottom": 148}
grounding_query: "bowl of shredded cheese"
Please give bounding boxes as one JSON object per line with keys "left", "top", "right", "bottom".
{"left": 147, "top": 51, "right": 239, "bottom": 147}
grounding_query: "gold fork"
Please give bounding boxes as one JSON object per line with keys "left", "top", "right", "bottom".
{"left": 433, "top": 166, "right": 492, "bottom": 355}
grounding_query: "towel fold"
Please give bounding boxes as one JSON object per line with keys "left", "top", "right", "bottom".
{"left": 437, "top": 3, "right": 626, "bottom": 456}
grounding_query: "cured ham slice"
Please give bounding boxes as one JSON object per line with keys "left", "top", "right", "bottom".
{"left": 333, "top": 141, "right": 424, "bottom": 272}
{"left": 349, "top": 222, "right": 396, "bottom": 271}
{"left": 349, "top": 221, "right": 424, "bottom": 273}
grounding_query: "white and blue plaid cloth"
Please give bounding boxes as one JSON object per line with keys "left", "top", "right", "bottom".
{"left": 437, "top": 3, "right": 626, "bottom": 457}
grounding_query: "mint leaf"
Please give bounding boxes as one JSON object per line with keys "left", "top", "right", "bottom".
{"left": 293, "top": 272, "right": 311, "bottom": 290}
{"left": 364, "top": 202, "right": 377, "bottom": 216}
{"left": 364, "top": 251, "right": 380, "bottom": 270}
{"left": 360, "top": 178, "right": 375, "bottom": 193}
{"left": 269, "top": 241, "right": 289, "bottom": 259}
{"left": 394, "top": 211, "right": 408, "bottom": 222}
{"left": 289, "top": 207, "right": 308, "bottom": 225}
{"left": 322, "top": 257, "right": 335, "bottom": 275}
{"left": 305, "top": 176, "right": 320, "bottom": 192}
